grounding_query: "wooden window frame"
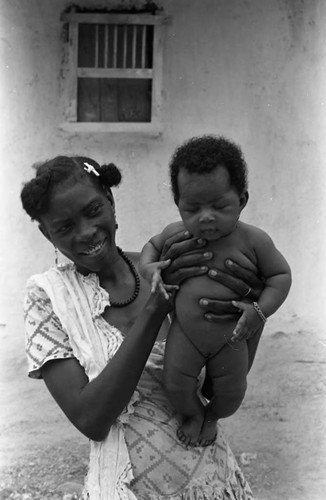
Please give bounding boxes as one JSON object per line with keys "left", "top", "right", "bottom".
{"left": 60, "top": 12, "right": 168, "bottom": 134}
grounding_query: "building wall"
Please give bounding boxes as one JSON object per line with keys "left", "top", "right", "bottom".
{"left": 1, "top": 0, "right": 326, "bottom": 340}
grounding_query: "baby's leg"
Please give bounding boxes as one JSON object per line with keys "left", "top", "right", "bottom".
{"left": 199, "top": 340, "right": 248, "bottom": 446}
{"left": 164, "top": 320, "right": 206, "bottom": 446}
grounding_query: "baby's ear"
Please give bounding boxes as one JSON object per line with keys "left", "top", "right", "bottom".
{"left": 239, "top": 190, "right": 249, "bottom": 210}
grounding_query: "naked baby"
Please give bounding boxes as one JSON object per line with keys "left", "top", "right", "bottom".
{"left": 140, "top": 135, "right": 292, "bottom": 447}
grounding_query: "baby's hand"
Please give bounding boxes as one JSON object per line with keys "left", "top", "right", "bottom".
{"left": 149, "top": 280, "right": 179, "bottom": 315}
{"left": 151, "top": 260, "right": 177, "bottom": 300}
{"left": 151, "top": 269, "right": 167, "bottom": 297}
{"left": 231, "top": 301, "right": 265, "bottom": 341}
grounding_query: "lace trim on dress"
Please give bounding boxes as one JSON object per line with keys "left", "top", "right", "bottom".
{"left": 80, "top": 270, "right": 111, "bottom": 318}
{"left": 55, "top": 263, "right": 112, "bottom": 318}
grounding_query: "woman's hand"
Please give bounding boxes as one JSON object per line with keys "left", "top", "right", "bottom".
{"left": 208, "top": 258, "right": 264, "bottom": 301}
{"left": 160, "top": 230, "right": 212, "bottom": 285}
{"left": 199, "top": 259, "right": 265, "bottom": 321}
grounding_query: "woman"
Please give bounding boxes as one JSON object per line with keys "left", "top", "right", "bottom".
{"left": 21, "top": 156, "right": 263, "bottom": 500}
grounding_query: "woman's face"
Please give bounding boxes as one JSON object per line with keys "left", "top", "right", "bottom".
{"left": 177, "top": 165, "right": 247, "bottom": 241}
{"left": 39, "top": 177, "right": 117, "bottom": 274}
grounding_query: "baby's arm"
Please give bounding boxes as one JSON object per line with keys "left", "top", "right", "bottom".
{"left": 232, "top": 227, "right": 292, "bottom": 340}
{"left": 140, "top": 222, "right": 184, "bottom": 298}
{"left": 140, "top": 237, "right": 167, "bottom": 296}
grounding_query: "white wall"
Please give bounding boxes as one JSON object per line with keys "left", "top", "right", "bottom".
{"left": 1, "top": 0, "right": 325, "bottom": 344}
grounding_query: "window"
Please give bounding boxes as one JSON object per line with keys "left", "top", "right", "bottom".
{"left": 61, "top": 11, "right": 168, "bottom": 133}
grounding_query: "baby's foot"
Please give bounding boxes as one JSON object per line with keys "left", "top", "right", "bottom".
{"left": 177, "top": 415, "right": 204, "bottom": 447}
{"left": 197, "top": 418, "right": 218, "bottom": 447}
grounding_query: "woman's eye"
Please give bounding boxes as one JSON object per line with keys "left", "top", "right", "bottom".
{"left": 88, "top": 204, "right": 101, "bottom": 216}
{"left": 57, "top": 224, "right": 71, "bottom": 234}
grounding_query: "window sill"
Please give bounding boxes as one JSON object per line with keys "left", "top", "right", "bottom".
{"left": 59, "top": 121, "right": 163, "bottom": 136}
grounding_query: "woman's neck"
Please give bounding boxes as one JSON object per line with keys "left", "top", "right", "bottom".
{"left": 97, "top": 247, "right": 127, "bottom": 284}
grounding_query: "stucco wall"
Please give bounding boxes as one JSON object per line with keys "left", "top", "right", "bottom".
{"left": 1, "top": 0, "right": 326, "bottom": 341}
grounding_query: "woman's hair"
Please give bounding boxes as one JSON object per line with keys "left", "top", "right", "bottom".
{"left": 169, "top": 135, "right": 248, "bottom": 203}
{"left": 21, "top": 156, "right": 122, "bottom": 221}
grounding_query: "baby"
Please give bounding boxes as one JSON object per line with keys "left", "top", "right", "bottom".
{"left": 140, "top": 135, "right": 292, "bottom": 447}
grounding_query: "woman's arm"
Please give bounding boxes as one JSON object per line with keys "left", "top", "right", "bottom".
{"left": 41, "top": 290, "right": 173, "bottom": 442}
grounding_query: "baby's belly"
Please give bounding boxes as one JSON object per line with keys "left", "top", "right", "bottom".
{"left": 174, "top": 276, "right": 241, "bottom": 353}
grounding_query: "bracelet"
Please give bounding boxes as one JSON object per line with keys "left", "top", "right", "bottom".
{"left": 252, "top": 302, "right": 267, "bottom": 323}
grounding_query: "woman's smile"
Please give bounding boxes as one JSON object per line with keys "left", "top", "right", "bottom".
{"left": 80, "top": 237, "right": 107, "bottom": 257}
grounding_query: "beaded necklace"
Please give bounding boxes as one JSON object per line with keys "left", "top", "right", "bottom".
{"left": 110, "top": 247, "right": 140, "bottom": 307}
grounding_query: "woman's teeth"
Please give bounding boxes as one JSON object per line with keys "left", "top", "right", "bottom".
{"left": 83, "top": 241, "right": 104, "bottom": 255}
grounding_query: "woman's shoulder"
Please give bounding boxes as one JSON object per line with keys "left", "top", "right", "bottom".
{"left": 25, "top": 264, "right": 76, "bottom": 303}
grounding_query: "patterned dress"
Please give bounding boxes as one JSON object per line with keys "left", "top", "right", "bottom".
{"left": 24, "top": 264, "right": 255, "bottom": 500}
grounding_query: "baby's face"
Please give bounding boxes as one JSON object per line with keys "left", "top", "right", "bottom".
{"left": 177, "top": 165, "right": 245, "bottom": 241}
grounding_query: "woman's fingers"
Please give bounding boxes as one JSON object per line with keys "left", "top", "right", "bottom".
{"left": 224, "top": 259, "right": 264, "bottom": 298}
{"left": 207, "top": 262, "right": 264, "bottom": 301}
{"left": 163, "top": 264, "right": 208, "bottom": 286}
{"left": 159, "top": 230, "right": 214, "bottom": 285}
{"left": 198, "top": 297, "right": 238, "bottom": 319}
{"left": 160, "top": 230, "right": 206, "bottom": 262}
{"left": 207, "top": 268, "right": 250, "bottom": 297}
{"left": 162, "top": 248, "right": 213, "bottom": 286}
{"left": 168, "top": 251, "right": 212, "bottom": 273}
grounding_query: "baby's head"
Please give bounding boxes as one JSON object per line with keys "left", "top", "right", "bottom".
{"left": 170, "top": 135, "right": 248, "bottom": 202}
{"left": 21, "top": 156, "right": 121, "bottom": 222}
{"left": 169, "top": 135, "right": 249, "bottom": 240}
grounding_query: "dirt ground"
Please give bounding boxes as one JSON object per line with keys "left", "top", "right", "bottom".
{"left": 0, "top": 318, "right": 325, "bottom": 499}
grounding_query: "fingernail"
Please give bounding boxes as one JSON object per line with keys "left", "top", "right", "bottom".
{"left": 226, "top": 259, "right": 233, "bottom": 266}
{"left": 208, "top": 269, "right": 217, "bottom": 277}
{"left": 184, "top": 231, "right": 189, "bottom": 236}
{"left": 200, "top": 299, "right": 208, "bottom": 306}
{"left": 200, "top": 266, "right": 208, "bottom": 271}
{"left": 203, "top": 252, "right": 212, "bottom": 258}
{"left": 205, "top": 314, "right": 212, "bottom": 320}
{"left": 197, "top": 238, "right": 204, "bottom": 244}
